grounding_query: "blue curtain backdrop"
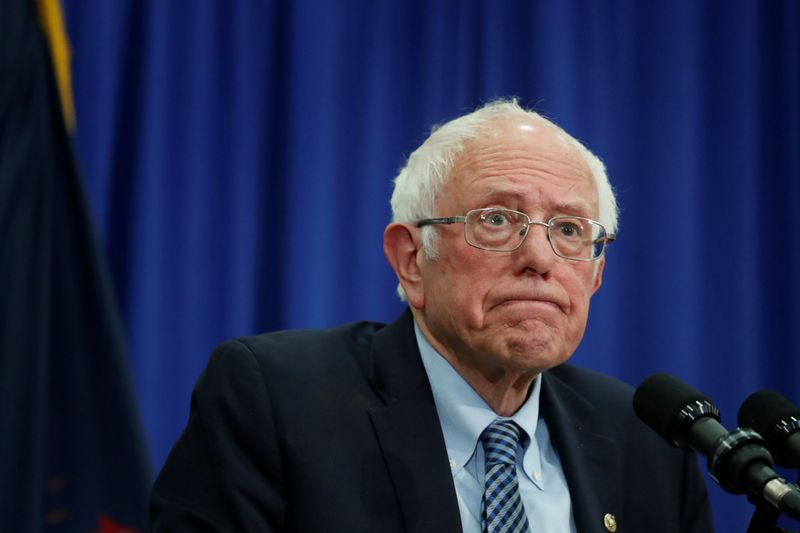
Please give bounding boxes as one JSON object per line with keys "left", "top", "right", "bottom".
{"left": 60, "top": 1, "right": 799, "bottom": 531}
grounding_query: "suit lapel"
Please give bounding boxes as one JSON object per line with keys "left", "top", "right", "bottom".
{"left": 542, "top": 369, "right": 624, "bottom": 533}
{"left": 367, "top": 311, "right": 462, "bottom": 532}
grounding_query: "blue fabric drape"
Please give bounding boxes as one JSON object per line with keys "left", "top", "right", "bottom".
{"left": 61, "top": 1, "right": 800, "bottom": 530}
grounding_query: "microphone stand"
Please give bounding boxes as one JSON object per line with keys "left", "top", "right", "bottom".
{"left": 747, "top": 500, "right": 783, "bottom": 533}
{"left": 747, "top": 499, "right": 799, "bottom": 533}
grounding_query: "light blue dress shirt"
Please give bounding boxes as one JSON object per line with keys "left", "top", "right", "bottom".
{"left": 415, "top": 323, "right": 577, "bottom": 533}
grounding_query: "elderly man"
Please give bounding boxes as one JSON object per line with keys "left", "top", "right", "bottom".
{"left": 151, "top": 100, "right": 713, "bottom": 532}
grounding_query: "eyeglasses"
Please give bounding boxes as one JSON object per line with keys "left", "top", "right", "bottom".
{"left": 417, "top": 207, "right": 616, "bottom": 261}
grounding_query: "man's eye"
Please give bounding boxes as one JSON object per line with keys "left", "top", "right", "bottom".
{"left": 555, "top": 221, "right": 582, "bottom": 238}
{"left": 484, "top": 211, "right": 510, "bottom": 226}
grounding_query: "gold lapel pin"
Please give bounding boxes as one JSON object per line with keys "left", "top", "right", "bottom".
{"left": 603, "top": 512, "right": 617, "bottom": 532}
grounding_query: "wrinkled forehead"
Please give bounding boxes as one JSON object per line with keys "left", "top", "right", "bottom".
{"left": 443, "top": 116, "right": 597, "bottom": 204}
{"left": 471, "top": 115, "right": 587, "bottom": 164}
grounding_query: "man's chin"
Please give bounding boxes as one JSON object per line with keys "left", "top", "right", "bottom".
{"left": 499, "top": 333, "right": 567, "bottom": 370}
{"left": 500, "top": 314, "right": 562, "bottom": 337}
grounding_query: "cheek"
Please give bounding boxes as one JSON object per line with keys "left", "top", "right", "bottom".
{"left": 564, "top": 271, "right": 597, "bottom": 327}
{"left": 454, "top": 262, "right": 501, "bottom": 312}
{"left": 428, "top": 254, "right": 498, "bottom": 325}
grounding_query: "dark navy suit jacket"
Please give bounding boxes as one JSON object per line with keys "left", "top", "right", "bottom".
{"left": 151, "top": 311, "right": 713, "bottom": 532}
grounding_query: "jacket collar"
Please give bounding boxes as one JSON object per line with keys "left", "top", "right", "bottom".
{"left": 367, "top": 310, "right": 463, "bottom": 532}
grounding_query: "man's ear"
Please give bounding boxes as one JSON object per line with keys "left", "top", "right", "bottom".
{"left": 383, "top": 223, "right": 425, "bottom": 309}
{"left": 591, "top": 257, "right": 605, "bottom": 294}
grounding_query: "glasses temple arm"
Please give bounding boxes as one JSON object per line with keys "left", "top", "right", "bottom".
{"left": 417, "top": 216, "right": 467, "bottom": 227}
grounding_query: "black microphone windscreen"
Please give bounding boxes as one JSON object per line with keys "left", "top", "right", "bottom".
{"left": 738, "top": 390, "right": 799, "bottom": 434}
{"left": 738, "top": 390, "right": 800, "bottom": 464}
{"left": 633, "top": 373, "right": 716, "bottom": 446}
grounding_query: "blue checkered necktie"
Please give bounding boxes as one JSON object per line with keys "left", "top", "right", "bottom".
{"left": 480, "top": 419, "right": 531, "bottom": 533}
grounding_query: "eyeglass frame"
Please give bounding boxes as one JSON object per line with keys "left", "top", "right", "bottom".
{"left": 416, "top": 207, "right": 616, "bottom": 261}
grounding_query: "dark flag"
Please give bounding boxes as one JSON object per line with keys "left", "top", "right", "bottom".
{"left": 0, "top": 0, "right": 150, "bottom": 531}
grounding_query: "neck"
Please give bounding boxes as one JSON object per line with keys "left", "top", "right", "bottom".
{"left": 441, "top": 355, "right": 538, "bottom": 416}
{"left": 413, "top": 313, "right": 537, "bottom": 416}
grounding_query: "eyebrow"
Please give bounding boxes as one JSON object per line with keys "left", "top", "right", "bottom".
{"left": 474, "top": 189, "right": 595, "bottom": 217}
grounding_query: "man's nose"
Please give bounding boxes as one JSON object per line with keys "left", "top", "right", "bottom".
{"left": 515, "top": 223, "right": 556, "bottom": 275}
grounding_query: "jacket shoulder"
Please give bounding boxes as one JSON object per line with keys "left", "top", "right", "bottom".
{"left": 217, "top": 319, "right": 386, "bottom": 374}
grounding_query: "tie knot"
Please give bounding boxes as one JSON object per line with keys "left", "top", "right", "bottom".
{"left": 481, "top": 419, "right": 523, "bottom": 466}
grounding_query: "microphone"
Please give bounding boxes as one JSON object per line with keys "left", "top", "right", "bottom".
{"left": 739, "top": 390, "right": 800, "bottom": 470}
{"left": 633, "top": 373, "right": 800, "bottom": 519}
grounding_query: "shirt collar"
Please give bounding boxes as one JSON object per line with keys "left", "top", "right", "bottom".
{"left": 414, "top": 321, "right": 544, "bottom": 487}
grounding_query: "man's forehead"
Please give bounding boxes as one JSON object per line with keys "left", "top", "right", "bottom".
{"left": 439, "top": 118, "right": 597, "bottom": 213}
{"left": 457, "top": 116, "right": 582, "bottom": 165}
{"left": 450, "top": 118, "right": 591, "bottom": 183}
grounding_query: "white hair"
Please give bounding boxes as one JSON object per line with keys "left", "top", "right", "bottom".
{"left": 390, "top": 98, "right": 618, "bottom": 300}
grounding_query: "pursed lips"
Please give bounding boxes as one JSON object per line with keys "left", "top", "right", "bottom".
{"left": 490, "top": 293, "right": 567, "bottom": 314}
